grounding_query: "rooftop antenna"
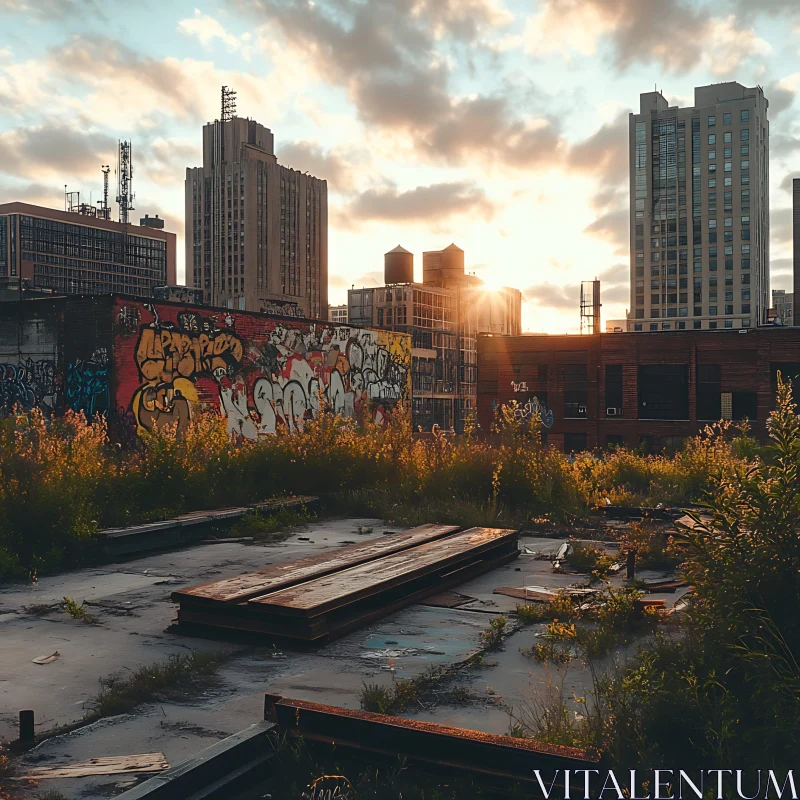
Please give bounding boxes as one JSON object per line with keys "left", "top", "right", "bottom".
{"left": 64, "top": 186, "right": 80, "bottom": 213}
{"left": 580, "top": 279, "right": 601, "bottom": 335}
{"left": 98, "top": 165, "right": 111, "bottom": 220}
{"left": 116, "top": 141, "right": 135, "bottom": 225}
{"left": 221, "top": 85, "right": 237, "bottom": 122}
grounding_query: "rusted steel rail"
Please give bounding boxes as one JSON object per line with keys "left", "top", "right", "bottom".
{"left": 265, "top": 695, "right": 603, "bottom": 786}
{"left": 174, "top": 526, "right": 519, "bottom": 644}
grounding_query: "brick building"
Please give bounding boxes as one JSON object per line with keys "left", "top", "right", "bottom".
{"left": 477, "top": 328, "right": 800, "bottom": 452}
{"left": 349, "top": 244, "right": 521, "bottom": 432}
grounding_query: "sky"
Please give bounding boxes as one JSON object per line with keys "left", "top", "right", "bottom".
{"left": 1, "top": 0, "right": 799, "bottom": 333}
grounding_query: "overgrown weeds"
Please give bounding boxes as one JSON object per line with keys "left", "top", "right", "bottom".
{"left": 62, "top": 596, "right": 98, "bottom": 624}
{"left": 506, "top": 678, "right": 599, "bottom": 753}
{"left": 228, "top": 505, "right": 314, "bottom": 541}
{"left": 617, "top": 520, "right": 680, "bottom": 571}
{"left": 360, "top": 665, "right": 474, "bottom": 716}
{"left": 479, "top": 615, "right": 507, "bottom": 650}
{"left": 566, "top": 541, "right": 616, "bottom": 578}
{"left": 90, "top": 650, "right": 228, "bottom": 718}
{"left": 552, "top": 376, "right": 800, "bottom": 771}
{"left": 264, "top": 731, "right": 508, "bottom": 799}
{"left": 0, "top": 399, "right": 756, "bottom": 580}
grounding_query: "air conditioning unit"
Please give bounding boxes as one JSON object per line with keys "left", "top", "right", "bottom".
{"left": 607, "top": 407, "right": 620, "bottom": 416}
{"left": 578, "top": 405, "right": 587, "bottom": 415}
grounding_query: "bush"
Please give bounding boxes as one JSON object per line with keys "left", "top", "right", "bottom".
{"left": 592, "top": 375, "right": 800, "bottom": 770}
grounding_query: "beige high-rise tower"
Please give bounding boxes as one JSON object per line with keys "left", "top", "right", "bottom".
{"left": 185, "top": 112, "right": 327, "bottom": 317}
{"left": 628, "top": 82, "right": 769, "bottom": 331}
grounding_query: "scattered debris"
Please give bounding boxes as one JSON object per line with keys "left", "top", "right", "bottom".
{"left": 422, "top": 591, "right": 475, "bottom": 609}
{"left": 494, "top": 586, "right": 599, "bottom": 602}
{"left": 32, "top": 651, "right": 60, "bottom": 665}
{"left": 200, "top": 537, "right": 255, "bottom": 544}
{"left": 644, "top": 578, "right": 689, "bottom": 593}
{"left": 10, "top": 752, "right": 168, "bottom": 780}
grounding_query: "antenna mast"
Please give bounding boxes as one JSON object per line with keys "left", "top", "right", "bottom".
{"left": 221, "top": 85, "right": 237, "bottom": 122}
{"left": 99, "top": 165, "right": 111, "bottom": 220}
{"left": 116, "top": 141, "right": 135, "bottom": 224}
{"left": 580, "top": 280, "right": 601, "bottom": 335}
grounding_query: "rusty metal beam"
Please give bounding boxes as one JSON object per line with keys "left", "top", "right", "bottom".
{"left": 265, "top": 695, "right": 603, "bottom": 786}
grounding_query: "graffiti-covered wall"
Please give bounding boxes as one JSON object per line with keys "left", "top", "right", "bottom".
{"left": 112, "top": 299, "right": 411, "bottom": 438}
{"left": 0, "top": 297, "right": 113, "bottom": 419}
{"left": 0, "top": 305, "right": 62, "bottom": 415}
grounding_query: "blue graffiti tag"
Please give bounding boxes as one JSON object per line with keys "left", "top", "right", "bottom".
{"left": 66, "top": 349, "right": 110, "bottom": 418}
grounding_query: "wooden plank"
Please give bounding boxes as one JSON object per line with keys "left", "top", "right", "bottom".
{"left": 248, "top": 528, "right": 517, "bottom": 615}
{"left": 176, "top": 549, "right": 520, "bottom": 643}
{"left": 173, "top": 524, "right": 461, "bottom": 607}
{"left": 12, "top": 753, "right": 168, "bottom": 780}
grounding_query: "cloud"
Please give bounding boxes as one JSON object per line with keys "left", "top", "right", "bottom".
{"left": 420, "top": 98, "right": 564, "bottom": 167}
{"left": 524, "top": 263, "right": 629, "bottom": 315}
{"left": 523, "top": 1, "right": 767, "bottom": 75}
{"left": 772, "top": 207, "right": 793, "bottom": 250}
{"left": 0, "top": 35, "right": 301, "bottom": 130}
{"left": 731, "top": 0, "right": 800, "bottom": 14}
{"left": 568, "top": 111, "right": 629, "bottom": 185}
{"left": 0, "top": 179, "right": 64, "bottom": 206}
{"left": 0, "top": 122, "right": 117, "bottom": 180}
{"left": 237, "top": 0, "right": 553, "bottom": 168}
{"left": 177, "top": 10, "right": 243, "bottom": 51}
{"left": 765, "top": 81, "right": 796, "bottom": 117}
{"left": 277, "top": 141, "right": 357, "bottom": 191}
{"left": 138, "top": 138, "right": 200, "bottom": 186}
{"left": 0, "top": 0, "right": 102, "bottom": 18}
{"left": 523, "top": 281, "right": 579, "bottom": 312}
{"left": 771, "top": 257, "right": 792, "bottom": 277}
{"left": 780, "top": 173, "right": 800, "bottom": 193}
{"left": 584, "top": 209, "right": 629, "bottom": 254}
{"left": 353, "top": 271, "right": 384, "bottom": 288}
{"left": 596, "top": 263, "right": 630, "bottom": 303}
{"left": 338, "top": 181, "right": 495, "bottom": 226}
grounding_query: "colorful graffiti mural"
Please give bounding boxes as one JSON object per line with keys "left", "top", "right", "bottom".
{"left": 113, "top": 300, "right": 411, "bottom": 438}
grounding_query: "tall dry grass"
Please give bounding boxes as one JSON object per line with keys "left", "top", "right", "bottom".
{"left": 0, "top": 399, "right": 754, "bottom": 580}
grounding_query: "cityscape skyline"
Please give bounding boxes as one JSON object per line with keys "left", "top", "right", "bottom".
{"left": 1, "top": 1, "right": 800, "bottom": 332}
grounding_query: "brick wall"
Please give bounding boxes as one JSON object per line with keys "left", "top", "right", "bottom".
{"left": 477, "top": 329, "right": 800, "bottom": 450}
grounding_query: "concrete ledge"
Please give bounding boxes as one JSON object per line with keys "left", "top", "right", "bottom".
{"left": 94, "top": 496, "right": 320, "bottom": 557}
{"left": 116, "top": 721, "right": 275, "bottom": 800}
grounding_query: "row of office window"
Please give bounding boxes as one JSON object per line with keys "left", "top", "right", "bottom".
{"left": 707, "top": 109, "right": 750, "bottom": 126}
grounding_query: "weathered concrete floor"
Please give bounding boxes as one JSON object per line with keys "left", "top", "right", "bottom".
{"left": 0, "top": 522, "right": 688, "bottom": 799}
